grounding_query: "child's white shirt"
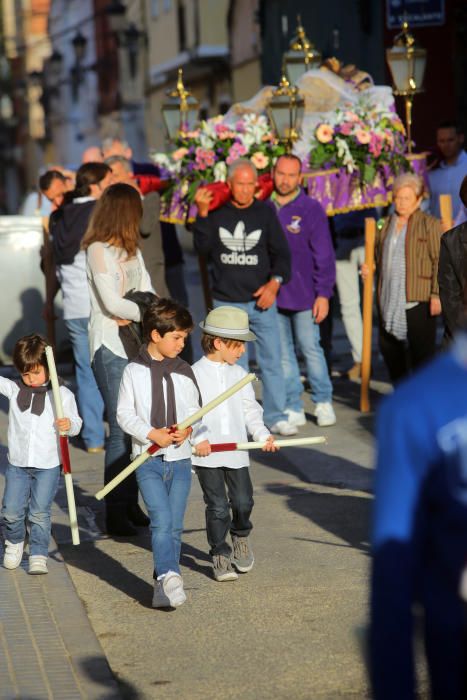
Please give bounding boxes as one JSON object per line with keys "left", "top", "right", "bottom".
{"left": 117, "top": 362, "right": 207, "bottom": 460}
{"left": 191, "top": 356, "right": 270, "bottom": 469}
{"left": 0, "top": 377, "right": 82, "bottom": 469}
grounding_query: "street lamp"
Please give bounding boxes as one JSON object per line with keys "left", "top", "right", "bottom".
{"left": 284, "top": 15, "right": 321, "bottom": 85}
{"left": 161, "top": 68, "right": 200, "bottom": 140}
{"left": 72, "top": 32, "right": 88, "bottom": 64}
{"left": 267, "top": 70, "right": 304, "bottom": 152}
{"left": 386, "top": 20, "right": 426, "bottom": 154}
{"left": 122, "top": 23, "right": 145, "bottom": 79}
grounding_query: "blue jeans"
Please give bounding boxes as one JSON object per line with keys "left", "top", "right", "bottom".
{"left": 1, "top": 464, "right": 60, "bottom": 556}
{"left": 65, "top": 318, "right": 105, "bottom": 449}
{"left": 136, "top": 456, "right": 192, "bottom": 577}
{"left": 278, "top": 309, "right": 333, "bottom": 408}
{"left": 92, "top": 345, "right": 137, "bottom": 505}
{"left": 213, "top": 299, "right": 287, "bottom": 426}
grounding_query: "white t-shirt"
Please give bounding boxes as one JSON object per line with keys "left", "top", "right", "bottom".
{"left": 191, "top": 356, "right": 270, "bottom": 469}
{"left": 0, "top": 378, "right": 82, "bottom": 469}
{"left": 86, "top": 242, "right": 154, "bottom": 360}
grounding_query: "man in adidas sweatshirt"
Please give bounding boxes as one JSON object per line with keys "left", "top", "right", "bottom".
{"left": 193, "top": 158, "right": 296, "bottom": 436}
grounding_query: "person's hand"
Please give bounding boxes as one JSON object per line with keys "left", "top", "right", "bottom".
{"left": 147, "top": 427, "right": 175, "bottom": 448}
{"left": 55, "top": 417, "right": 71, "bottom": 433}
{"left": 113, "top": 317, "right": 132, "bottom": 327}
{"left": 253, "top": 278, "right": 280, "bottom": 309}
{"left": 441, "top": 218, "right": 453, "bottom": 233}
{"left": 312, "top": 296, "right": 329, "bottom": 324}
{"left": 194, "top": 440, "right": 211, "bottom": 457}
{"left": 194, "top": 187, "right": 214, "bottom": 217}
{"left": 42, "top": 304, "right": 57, "bottom": 322}
{"left": 171, "top": 426, "right": 192, "bottom": 445}
{"left": 262, "top": 435, "right": 279, "bottom": 452}
{"left": 360, "top": 263, "right": 370, "bottom": 280}
{"left": 430, "top": 297, "right": 442, "bottom": 316}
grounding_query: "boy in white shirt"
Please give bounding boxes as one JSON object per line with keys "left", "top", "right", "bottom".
{"left": 192, "top": 306, "right": 278, "bottom": 582}
{"left": 1, "top": 334, "right": 82, "bottom": 574}
{"left": 117, "top": 299, "right": 208, "bottom": 609}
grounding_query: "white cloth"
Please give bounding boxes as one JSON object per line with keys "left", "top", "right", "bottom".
{"left": 86, "top": 242, "right": 154, "bottom": 360}
{"left": 117, "top": 361, "right": 206, "bottom": 461}
{"left": 191, "top": 356, "right": 270, "bottom": 469}
{"left": 0, "top": 378, "right": 82, "bottom": 469}
{"left": 57, "top": 250, "right": 90, "bottom": 320}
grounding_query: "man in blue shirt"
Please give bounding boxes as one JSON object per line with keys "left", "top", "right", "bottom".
{"left": 428, "top": 121, "right": 467, "bottom": 220}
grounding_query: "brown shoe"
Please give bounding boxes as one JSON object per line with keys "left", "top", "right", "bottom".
{"left": 347, "top": 363, "right": 362, "bottom": 380}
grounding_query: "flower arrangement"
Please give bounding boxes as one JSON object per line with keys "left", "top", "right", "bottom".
{"left": 152, "top": 114, "right": 286, "bottom": 202}
{"left": 308, "top": 100, "right": 410, "bottom": 184}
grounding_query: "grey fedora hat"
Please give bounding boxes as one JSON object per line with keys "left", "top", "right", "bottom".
{"left": 199, "top": 306, "right": 256, "bottom": 341}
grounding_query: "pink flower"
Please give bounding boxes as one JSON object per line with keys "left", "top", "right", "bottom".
{"left": 316, "top": 124, "right": 334, "bottom": 143}
{"left": 339, "top": 122, "right": 353, "bottom": 136}
{"left": 369, "top": 134, "right": 383, "bottom": 157}
{"left": 226, "top": 142, "right": 248, "bottom": 164}
{"left": 250, "top": 151, "right": 269, "bottom": 170}
{"left": 355, "top": 129, "right": 371, "bottom": 145}
{"left": 172, "top": 147, "right": 189, "bottom": 161}
{"left": 194, "top": 147, "right": 216, "bottom": 170}
{"left": 215, "top": 123, "right": 236, "bottom": 140}
{"left": 345, "top": 111, "right": 359, "bottom": 123}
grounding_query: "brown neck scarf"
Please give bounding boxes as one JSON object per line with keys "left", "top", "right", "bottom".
{"left": 132, "top": 345, "right": 201, "bottom": 428}
{"left": 14, "top": 379, "right": 52, "bottom": 416}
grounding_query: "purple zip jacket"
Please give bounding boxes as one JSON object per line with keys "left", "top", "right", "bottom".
{"left": 271, "top": 190, "right": 336, "bottom": 311}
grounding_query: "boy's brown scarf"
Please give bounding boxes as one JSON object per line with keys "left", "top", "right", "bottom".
{"left": 132, "top": 345, "right": 201, "bottom": 428}
{"left": 14, "top": 380, "right": 53, "bottom": 416}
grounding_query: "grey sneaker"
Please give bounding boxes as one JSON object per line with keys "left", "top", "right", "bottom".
{"left": 212, "top": 554, "right": 238, "bottom": 582}
{"left": 231, "top": 536, "right": 254, "bottom": 573}
{"left": 269, "top": 420, "right": 298, "bottom": 436}
{"left": 28, "top": 555, "right": 48, "bottom": 575}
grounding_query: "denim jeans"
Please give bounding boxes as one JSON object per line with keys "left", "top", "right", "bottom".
{"left": 92, "top": 345, "right": 137, "bottom": 505}
{"left": 278, "top": 309, "right": 333, "bottom": 408}
{"left": 213, "top": 299, "right": 287, "bottom": 426}
{"left": 196, "top": 466, "right": 254, "bottom": 557}
{"left": 1, "top": 464, "right": 60, "bottom": 556}
{"left": 136, "top": 456, "right": 192, "bottom": 577}
{"left": 65, "top": 318, "right": 105, "bottom": 449}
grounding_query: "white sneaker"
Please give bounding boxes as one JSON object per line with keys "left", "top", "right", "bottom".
{"left": 269, "top": 420, "right": 298, "bottom": 436}
{"left": 314, "top": 402, "right": 336, "bottom": 427}
{"left": 161, "top": 571, "right": 186, "bottom": 607}
{"left": 28, "top": 555, "right": 48, "bottom": 575}
{"left": 3, "top": 540, "right": 24, "bottom": 569}
{"left": 152, "top": 581, "right": 172, "bottom": 608}
{"left": 285, "top": 409, "right": 306, "bottom": 427}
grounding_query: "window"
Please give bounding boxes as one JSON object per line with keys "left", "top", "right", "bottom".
{"left": 163, "top": 0, "right": 171, "bottom": 11}
{"left": 151, "top": 0, "right": 159, "bottom": 18}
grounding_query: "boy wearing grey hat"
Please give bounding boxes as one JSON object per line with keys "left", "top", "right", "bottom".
{"left": 192, "top": 306, "right": 278, "bottom": 581}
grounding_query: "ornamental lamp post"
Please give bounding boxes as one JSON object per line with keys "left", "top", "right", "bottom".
{"left": 284, "top": 15, "right": 321, "bottom": 85}
{"left": 267, "top": 71, "right": 305, "bottom": 152}
{"left": 105, "top": 0, "right": 127, "bottom": 34}
{"left": 161, "top": 68, "right": 200, "bottom": 140}
{"left": 386, "top": 20, "right": 426, "bottom": 154}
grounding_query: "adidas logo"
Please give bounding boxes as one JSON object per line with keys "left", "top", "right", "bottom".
{"left": 219, "top": 222, "right": 261, "bottom": 266}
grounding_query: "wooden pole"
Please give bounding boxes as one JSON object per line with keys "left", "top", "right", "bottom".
{"left": 360, "top": 218, "right": 376, "bottom": 413}
{"left": 45, "top": 346, "right": 80, "bottom": 545}
{"left": 439, "top": 194, "right": 453, "bottom": 231}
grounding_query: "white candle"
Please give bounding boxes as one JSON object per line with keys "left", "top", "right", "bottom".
{"left": 95, "top": 373, "right": 257, "bottom": 500}
{"left": 192, "top": 436, "right": 327, "bottom": 453}
{"left": 45, "top": 346, "right": 80, "bottom": 545}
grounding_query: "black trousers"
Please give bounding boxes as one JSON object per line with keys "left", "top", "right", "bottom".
{"left": 196, "top": 466, "right": 254, "bottom": 557}
{"left": 379, "top": 302, "right": 437, "bottom": 383}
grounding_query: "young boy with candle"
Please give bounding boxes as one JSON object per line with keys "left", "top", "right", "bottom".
{"left": 1, "top": 333, "right": 82, "bottom": 574}
{"left": 116, "top": 298, "right": 208, "bottom": 609}
{"left": 192, "top": 306, "right": 278, "bottom": 582}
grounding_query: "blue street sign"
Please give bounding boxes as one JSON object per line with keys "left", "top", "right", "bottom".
{"left": 386, "top": 0, "right": 445, "bottom": 28}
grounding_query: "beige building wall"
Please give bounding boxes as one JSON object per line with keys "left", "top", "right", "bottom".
{"left": 144, "top": 0, "right": 230, "bottom": 152}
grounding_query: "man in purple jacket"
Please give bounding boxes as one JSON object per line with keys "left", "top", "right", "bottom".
{"left": 271, "top": 154, "right": 337, "bottom": 427}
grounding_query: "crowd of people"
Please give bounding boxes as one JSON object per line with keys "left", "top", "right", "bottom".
{"left": 2, "top": 121, "right": 467, "bottom": 694}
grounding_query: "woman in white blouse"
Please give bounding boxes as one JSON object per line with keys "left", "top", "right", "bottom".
{"left": 82, "top": 183, "right": 155, "bottom": 536}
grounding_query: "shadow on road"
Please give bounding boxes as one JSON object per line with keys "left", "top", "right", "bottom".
{"left": 265, "top": 482, "right": 371, "bottom": 554}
